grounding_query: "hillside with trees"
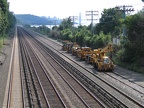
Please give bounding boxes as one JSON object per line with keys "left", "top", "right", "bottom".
{"left": 15, "top": 14, "right": 62, "bottom": 25}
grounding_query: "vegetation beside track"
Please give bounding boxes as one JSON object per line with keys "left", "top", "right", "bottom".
{"left": 0, "top": 0, "right": 16, "bottom": 46}
{"left": 0, "top": 37, "right": 3, "bottom": 50}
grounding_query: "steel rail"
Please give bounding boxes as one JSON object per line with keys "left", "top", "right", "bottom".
{"left": 21, "top": 30, "right": 67, "bottom": 108}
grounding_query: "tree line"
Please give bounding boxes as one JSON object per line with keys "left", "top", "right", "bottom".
{"left": 0, "top": 0, "right": 16, "bottom": 38}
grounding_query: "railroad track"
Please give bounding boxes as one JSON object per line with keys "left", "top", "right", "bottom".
{"left": 21, "top": 27, "right": 144, "bottom": 108}
{"left": 18, "top": 27, "right": 69, "bottom": 107}
{"left": 100, "top": 72, "right": 144, "bottom": 98}
{"left": 18, "top": 28, "right": 44, "bottom": 107}
{"left": 19, "top": 26, "right": 107, "bottom": 107}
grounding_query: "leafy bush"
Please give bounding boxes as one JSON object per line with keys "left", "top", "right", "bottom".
{"left": 90, "top": 31, "right": 112, "bottom": 49}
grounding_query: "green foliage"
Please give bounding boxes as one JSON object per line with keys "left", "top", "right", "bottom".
{"left": 54, "top": 19, "right": 112, "bottom": 49}
{"left": 49, "top": 30, "right": 60, "bottom": 39}
{"left": 58, "top": 18, "right": 72, "bottom": 31}
{"left": 31, "top": 25, "right": 50, "bottom": 36}
{"left": 112, "top": 12, "right": 144, "bottom": 73}
{"left": 0, "top": 9, "right": 3, "bottom": 32}
{"left": 75, "top": 26, "right": 91, "bottom": 46}
{"left": 15, "top": 14, "right": 61, "bottom": 25}
{"left": 90, "top": 31, "right": 112, "bottom": 49}
{"left": 6, "top": 12, "right": 16, "bottom": 32}
{"left": 0, "top": 0, "right": 8, "bottom": 14}
{"left": 124, "top": 13, "right": 144, "bottom": 64}
{"left": 113, "top": 48, "right": 144, "bottom": 73}
{"left": 0, "top": 0, "right": 8, "bottom": 33}
{"left": 0, "top": 37, "right": 3, "bottom": 49}
{"left": 60, "top": 28, "right": 72, "bottom": 40}
{"left": 52, "top": 26, "right": 58, "bottom": 30}
{"left": 0, "top": 0, "right": 16, "bottom": 38}
{"left": 96, "top": 7, "right": 122, "bottom": 37}
{"left": 24, "top": 24, "right": 31, "bottom": 28}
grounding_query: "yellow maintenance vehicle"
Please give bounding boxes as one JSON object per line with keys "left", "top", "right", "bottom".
{"left": 85, "top": 48, "right": 101, "bottom": 64}
{"left": 62, "top": 40, "right": 69, "bottom": 50}
{"left": 62, "top": 41, "right": 73, "bottom": 51}
{"left": 77, "top": 47, "right": 92, "bottom": 60}
{"left": 95, "top": 44, "right": 114, "bottom": 71}
{"left": 71, "top": 44, "right": 81, "bottom": 56}
{"left": 89, "top": 44, "right": 114, "bottom": 71}
{"left": 67, "top": 42, "right": 80, "bottom": 53}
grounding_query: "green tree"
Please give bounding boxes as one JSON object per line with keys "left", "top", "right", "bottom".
{"left": 49, "top": 30, "right": 60, "bottom": 39}
{"left": 58, "top": 18, "right": 72, "bottom": 31}
{"left": 0, "top": 0, "right": 8, "bottom": 14}
{"left": 6, "top": 12, "right": 16, "bottom": 32}
{"left": 60, "top": 28, "right": 72, "bottom": 40}
{"left": 0, "top": 9, "right": 3, "bottom": 33}
{"left": 0, "top": 0, "right": 10, "bottom": 39}
{"left": 75, "top": 26, "right": 91, "bottom": 46}
{"left": 124, "top": 12, "right": 144, "bottom": 64}
{"left": 52, "top": 26, "right": 58, "bottom": 30}
{"left": 96, "top": 7, "right": 122, "bottom": 37}
{"left": 90, "top": 31, "right": 112, "bottom": 49}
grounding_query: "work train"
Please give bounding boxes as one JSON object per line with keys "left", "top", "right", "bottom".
{"left": 62, "top": 41, "right": 114, "bottom": 72}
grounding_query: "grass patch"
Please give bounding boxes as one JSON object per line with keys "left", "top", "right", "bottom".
{"left": 0, "top": 36, "right": 7, "bottom": 52}
{"left": 0, "top": 37, "right": 3, "bottom": 51}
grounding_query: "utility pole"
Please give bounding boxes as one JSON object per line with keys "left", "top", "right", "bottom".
{"left": 86, "top": 10, "right": 99, "bottom": 36}
{"left": 49, "top": 20, "right": 52, "bottom": 29}
{"left": 69, "top": 16, "right": 78, "bottom": 26}
{"left": 69, "top": 16, "right": 78, "bottom": 43}
{"left": 116, "top": 5, "right": 134, "bottom": 36}
{"left": 53, "top": 20, "right": 57, "bottom": 26}
{"left": 79, "top": 13, "right": 81, "bottom": 26}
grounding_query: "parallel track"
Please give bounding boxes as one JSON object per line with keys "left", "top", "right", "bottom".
{"left": 18, "top": 29, "right": 43, "bottom": 107}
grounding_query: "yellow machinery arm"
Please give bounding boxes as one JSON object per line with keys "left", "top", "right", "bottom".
{"left": 100, "top": 44, "right": 113, "bottom": 54}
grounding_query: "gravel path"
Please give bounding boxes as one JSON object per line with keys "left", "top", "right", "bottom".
{"left": 0, "top": 36, "right": 13, "bottom": 108}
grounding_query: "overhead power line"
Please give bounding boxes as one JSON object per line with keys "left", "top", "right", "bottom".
{"left": 53, "top": 20, "right": 57, "bottom": 26}
{"left": 86, "top": 10, "right": 99, "bottom": 36}
{"left": 69, "top": 16, "right": 78, "bottom": 25}
{"left": 116, "top": 5, "right": 134, "bottom": 36}
{"left": 69, "top": 16, "right": 78, "bottom": 42}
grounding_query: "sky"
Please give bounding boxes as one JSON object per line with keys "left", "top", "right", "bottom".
{"left": 8, "top": 0, "right": 144, "bottom": 24}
